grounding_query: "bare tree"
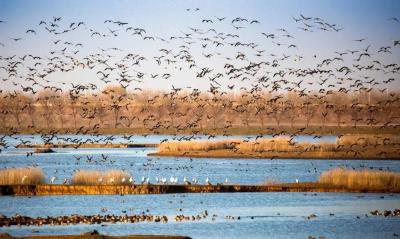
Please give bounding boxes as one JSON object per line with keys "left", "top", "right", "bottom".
{"left": 102, "top": 85, "right": 127, "bottom": 128}
{"left": 301, "top": 99, "right": 316, "bottom": 128}
{"left": 95, "top": 98, "right": 107, "bottom": 128}
{"left": 53, "top": 94, "right": 66, "bottom": 129}
{"left": 270, "top": 97, "right": 286, "bottom": 129}
{"left": 350, "top": 102, "right": 363, "bottom": 128}
{"left": 285, "top": 92, "right": 299, "bottom": 128}
{"left": 0, "top": 94, "right": 10, "bottom": 128}
{"left": 25, "top": 96, "right": 37, "bottom": 128}
{"left": 69, "top": 91, "right": 80, "bottom": 129}
{"left": 8, "top": 93, "right": 26, "bottom": 128}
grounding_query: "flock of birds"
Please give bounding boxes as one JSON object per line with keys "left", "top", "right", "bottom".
{"left": 0, "top": 11, "right": 398, "bottom": 138}
{"left": 0, "top": 9, "right": 399, "bottom": 184}
{"left": 47, "top": 175, "right": 218, "bottom": 185}
{"left": 0, "top": 12, "right": 399, "bottom": 99}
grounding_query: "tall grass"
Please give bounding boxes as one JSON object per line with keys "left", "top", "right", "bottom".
{"left": 158, "top": 139, "right": 241, "bottom": 152}
{"left": 0, "top": 167, "right": 45, "bottom": 185}
{"left": 319, "top": 168, "right": 400, "bottom": 191}
{"left": 157, "top": 134, "right": 399, "bottom": 158}
{"left": 337, "top": 134, "right": 400, "bottom": 146}
{"left": 158, "top": 137, "right": 336, "bottom": 153}
{"left": 71, "top": 170, "right": 132, "bottom": 185}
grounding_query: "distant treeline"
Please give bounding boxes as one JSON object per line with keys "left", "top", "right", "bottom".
{"left": 0, "top": 86, "right": 399, "bottom": 134}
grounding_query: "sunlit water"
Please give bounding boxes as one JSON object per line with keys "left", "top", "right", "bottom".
{"left": 0, "top": 193, "right": 399, "bottom": 239}
{"left": 0, "top": 135, "right": 399, "bottom": 238}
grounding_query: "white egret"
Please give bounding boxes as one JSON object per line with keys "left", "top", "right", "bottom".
{"left": 205, "top": 177, "right": 211, "bottom": 185}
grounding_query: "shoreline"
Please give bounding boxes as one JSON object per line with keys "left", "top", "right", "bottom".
{"left": 148, "top": 151, "right": 400, "bottom": 160}
{"left": 0, "top": 233, "right": 191, "bottom": 239}
{"left": 0, "top": 183, "right": 398, "bottom": 196}
{"left": 14, "top": 144, "right": 400, "bottom": 160}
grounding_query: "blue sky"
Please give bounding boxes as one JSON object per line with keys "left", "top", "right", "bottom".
{"left": 0, "top": 0, "right": 399, "bottom": 92}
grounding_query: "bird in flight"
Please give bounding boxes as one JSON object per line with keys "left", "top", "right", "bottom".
{"left": 9, "top": 37, "right": 22, "bottom": 41}
{"left": 353, "top": 38, "right": 367, "bottom": 42}
{"left": 26, "top": 29, "right": 36, "bottom": 34}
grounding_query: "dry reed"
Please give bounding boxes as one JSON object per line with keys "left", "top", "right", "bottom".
{"left": 0, "top": 167, "right": 45, "bottom": 185}
{"left": 318, "top": 168, "right": 400, "bottom": 191}
{"left": 337, "top": 134, "right": 400, "bottom": 147}
{"left": 71, "top": 170, "right": 132, "bottom": 185}
{"left": 157, "top": 134, "right": 399, "bottom": 159}
{"left": 158, "top": 137, "right": 336, "bottom": 153}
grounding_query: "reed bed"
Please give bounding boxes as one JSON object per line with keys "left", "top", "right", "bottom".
{"left": 337, "top": 134, "right": 400, "bottom": 147}
{"left": 156, "top": 134, "right": 399, "bottom": 159}
{"left": 319, "top": 168, "right": 400, "bottom": 191}
{"left": 71, "top": 170, "right": 132, "bottom": 185}
{"left": 159, "top": 139, "right": 241, "bottom": 152}
{"left": 238, "top": 137, "right": 336, "bottom": 153}
{"left": 0, "top": 167, "right": 45, "bottom": 185}
{"left": 158, "top": 137, "right": 336, "bottom": 153}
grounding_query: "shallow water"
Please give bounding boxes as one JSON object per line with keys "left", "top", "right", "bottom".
{"left": 0, "top": 134, "right": 338, "bottom": 147}
{"left": 1, "top": 146, "right": 399, "bottom": 184}
{"left": 0, "top": 193, "right": 399, "bottom": 239}
{"left": 0, "top": 134, "right": 399, "bottom": 238}
{"left": 0, "top": 134, "right": 399, "bottom": 184}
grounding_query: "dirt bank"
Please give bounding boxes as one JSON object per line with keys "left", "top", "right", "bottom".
{"left": 0, "top": 233, "right": 190, "bottom": 239}
{"left": 148, "top": 151, "right": 400, "bottom": 160}
{"left": 0, "top": 183, "right": 398, "bottom": 196}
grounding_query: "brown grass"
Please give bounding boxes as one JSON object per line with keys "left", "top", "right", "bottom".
{"left": 159, "top": 139, "right": 241, "bottom": 152}
{"left": 0, "top": 167, "right": 45, "bottom": 185}
{"left": 155, "top": 134, "right": 400, "bottom": 159}
{"left": 337, "top": 134, "right": 400, "bottom": 146}
{"left": 318, "top": 168, "right": 400, "bottom": 191}
{"left": 159, "top": 137, "right": 339, "bottom": 154}
{"left": 71, "top": 170, "right": 132, "bottom": 185}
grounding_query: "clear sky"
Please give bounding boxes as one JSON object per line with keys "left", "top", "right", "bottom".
{"left": 0, "top": 0, "right": 399, "bottom": 92}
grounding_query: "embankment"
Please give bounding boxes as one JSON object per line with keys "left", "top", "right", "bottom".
{"left": 0, "top": 233, "right": 190, "bottom": 239}
{"left": 148, "top": 151, "right": 400, "bottom": 159}
{"left": 0, "top": 183, "right": 398, "bottom": 196}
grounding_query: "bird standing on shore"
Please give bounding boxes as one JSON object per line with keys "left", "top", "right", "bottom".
{"left": 206, "top": 177, "right": 211, "bottom": 185}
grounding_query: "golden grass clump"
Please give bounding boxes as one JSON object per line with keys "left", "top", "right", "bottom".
{"left": 71, "top": 170, "right": 132, "bottom": 185}
{"left": 337, "top": 134, "right": 400, "bottom": 147}
{"left": 0, "top": 167, "right": 45, "bottom": 185}
{"left": 319, "top": 168, "right": 400, "bottom": 191}
{"left": 158, "top": 137, "right": 336, "bottom": 154}
{"left": 238, "top": 137, "right": 291, "bottom": 152}
{"left": 159, "top": 139, "right": 240, "bottom": 152}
